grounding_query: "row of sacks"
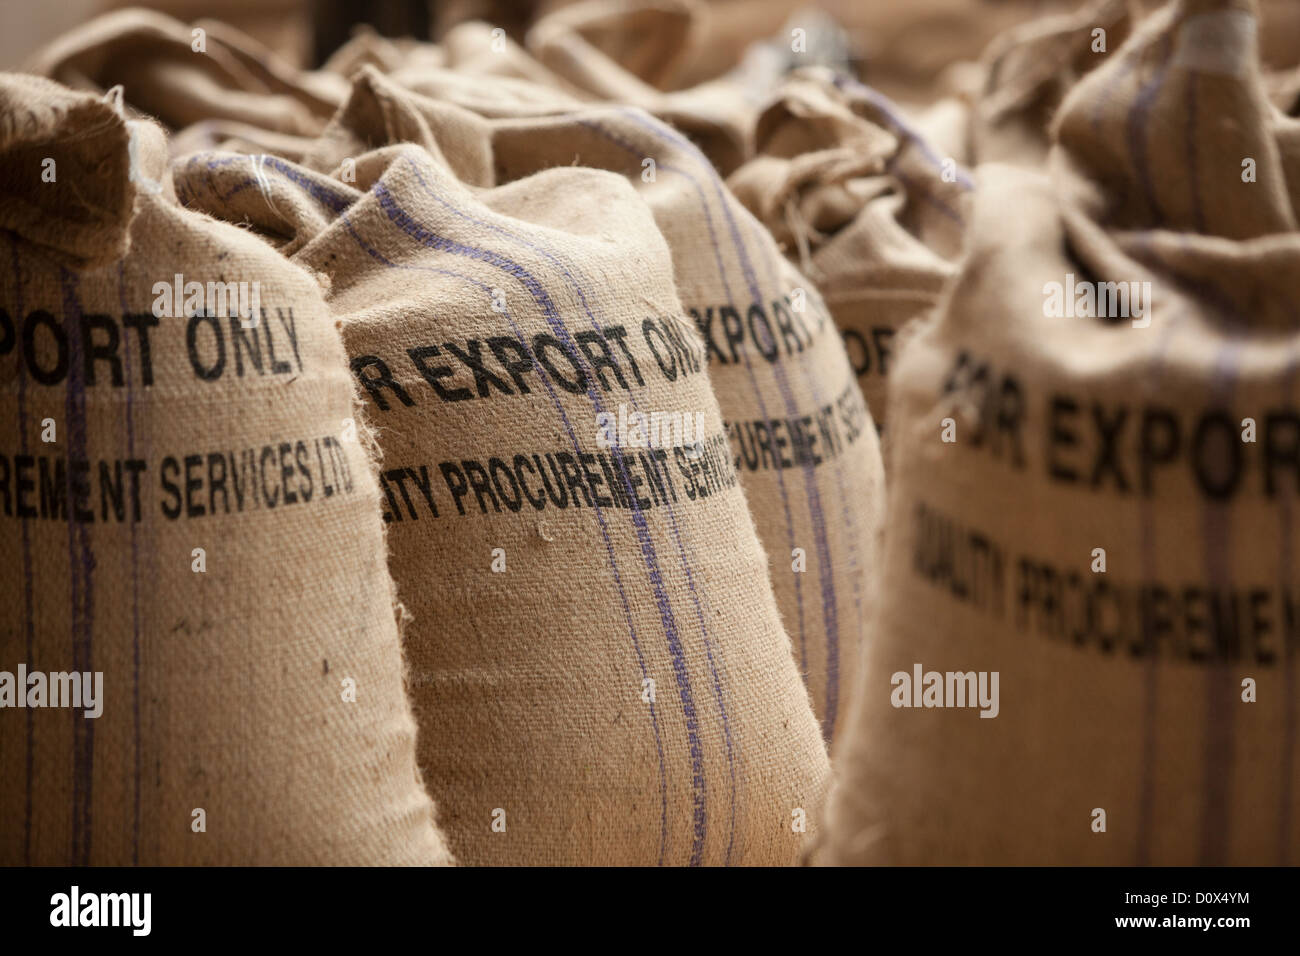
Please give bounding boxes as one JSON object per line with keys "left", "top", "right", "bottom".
{"left": 822, "top": 0, "right": 1300, "bottom": 865}
{"left": 5, "top": 0, "right": 1300, "bottom": 865}
{"left": 0, "top": 20, "right": 883, "bottom": 863}
{"left": 29, "top": 0, "right": 1300, "bottom": 437}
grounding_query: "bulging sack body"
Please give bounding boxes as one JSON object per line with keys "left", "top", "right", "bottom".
{"left": 523, "top": 0, "right": 758, "bottom": 174}
{"left": 479, "top": 103, "right": 888, "bottom": 746}
{"left": 323, "top": 2, "right": 758, "bottom": 174}
{"left": 825, "top": 0, "right": 1300, "bottom": 865}
{"left": 0, "top": 75, "right": 450, "bottom": 866}
{"left": 728, "top": 70, "right": 967, "bottom": 430}
{"left": 25, "top": 9, "right": 346, "bottom": 140}
{"left": 282, "top": 69, "right": 883, "bottom": 745}
{"left": 174, "top": 115, "right": 831, "bottom": 865}
{"left": 970, "top": 0, "right": 1134, "bottom": 167}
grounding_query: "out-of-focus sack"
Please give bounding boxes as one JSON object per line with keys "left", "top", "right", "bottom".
{"left": 824, "top": 0, "right": 1300, "bottom": 866}
{"left": 26, "top": 9, "right": 346, "bottom": 139}
{"left": 729, "top": 69, "right": 968, "bottom": 429}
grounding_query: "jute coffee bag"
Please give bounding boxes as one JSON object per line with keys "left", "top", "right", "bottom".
{"left": 0, "top": 74, "right": 450, "bottom": 866}
{"left": 532, "top": 0, "right": 1092, "bottom": 113}
{"left": 174, "top": 108, "right": 831, "bottom": 866}
{"left": 387, "top": 22, "right": 594, "bottom": 122}
{"left": 971, "top": 0, "right": 1135, "bottom": 167}
{"left": 168, "top": 119, "right": 321, "bottom": 166}
{"left": 525, "top": 0, "right": 756, "bottom": 173}
{"left": 319, "top": 3, "right": 757, "bottom": 175}
{"left": 728, "top": 70, "right": 968, "bottom": 429}
{"left": 298, "top": 69, "right": 886, "bottom": 745}
{"left": 824, "top": 0, "right": 1300, "bottom": 865}
{"left": 320, "top": 26, "right": 442, "bottom": 82}
{"left": 26, "top": 9, "right": 346, "bottom": 139}
{"left": 496, "top": 109, "right": 886, "bottom": 746}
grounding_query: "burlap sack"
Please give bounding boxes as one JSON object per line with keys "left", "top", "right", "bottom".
{"left": 382, "top": 29, "right": 596, "bottom": 134}
{"left": 1143, "top": 0, "right": 1300, "bottom": 72}
{"left": 173, "top": 95, "right": 831, "bottom": 866}
{"left": 25, "top": 9, "right": 346, "bottom": 138}
{"left": 728, "top": 69, "right": 968, "bottom": 430}
{"left": 0, "top": 74, "right": 450, "bottom": 866}
{"left": 1266, "top": 66, "right": 1300, "bottom": 115}
{"left": 300, "top": 68, "right": 887, "bottom": 745}
{"left": 322, "top": 18, "right": 591, "bottom": 109}
{"left": 529, "top": 0, "right": 700, "bottom": 95}
{"left": 663, "top": 0, "right": 1082, "bottom": 105}
{"left": 972, "top": 0, "right": 1136, "bottom": 167}
{"left": 321, "top": 2, "right": 758, "bottom": 174}
{"left": 525, "top": 0, "right": 761, "bottom": 174}
{"left": 168, "top": 119, "right": 321, "bottom": 165}
{"left": 320, "top": 26, "right": 443, "bottom": 81}
{"left": 824, "top": 0, "right": 1300, "bottom": 865}
{"left": 97, "top": 0, "right": 315, "bottom": 70}
{"left": 1257, "top": 0, "right": 1300, "bottom": 72}
{"left": 444, "top": 19, "right": 597, "bottom": 96}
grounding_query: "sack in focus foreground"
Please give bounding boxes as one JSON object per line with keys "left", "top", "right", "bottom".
{"left": 291, "top": 66, "right": 886, "bottom": 749}
{"left": 0, "top": 73, "right": 450, "bottom": 866}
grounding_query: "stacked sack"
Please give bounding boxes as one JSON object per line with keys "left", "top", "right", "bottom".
{"left": 825, "top": 0, "right": 1300, "bottom": 865}
{"left": 172, "top": 83, "right": 832, "bottom": 865}
{"left": 282, "top": 67, "right": 887, "bottom": 745}
{"left": 25, "top": 8, "right": 347, "bottom": 153}
{"left": 322, "top": 0, "right": 821, "bottom": 175}
{"left": 728, "top": 69, "right": 969, "bottom": 430}
{"left": 0, "top": 74, "right": 450, "bottom": 865}
{"left": 522, "top": 0, "right": 768, "bottom": 175}
{"left": 969, "top": 0, "right": 1136, "bottom": 167}
{"left": 13, "top": 0, "right": 1294, "bottom": 871}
